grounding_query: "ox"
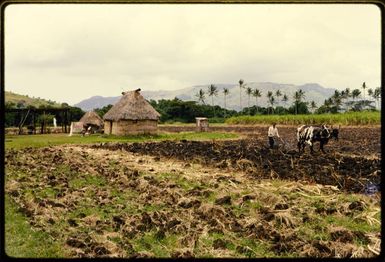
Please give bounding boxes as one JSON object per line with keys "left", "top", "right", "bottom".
{"left": 297, "top": 124, "right": 339, "bottom": 154}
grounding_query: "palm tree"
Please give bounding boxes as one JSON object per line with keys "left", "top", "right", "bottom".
{"left": 293, "top": 89, "right": 305, "bottom": 114}
{"left": 208, "top": 84, "right": 218, "bottom": 116}
{"left": 344, "top": 87, "right": 351, "bottom": 99}
{"left": 373, "top": 87, "right": 381, "bottom": 110}
{"left": 342, "top": 87, "right": 351, "bottom": 111}
{"left": 367, "top": 88, "right": 374, "bottom": 100}
{"left": 196, "top": 89, "right": 206, "bottom": 105}
{"left": 252, "top": 88, "right": 262, "bottom": 114}
{"left": 238, "top": 79, "right": 244, "bottom": 111}
{"left": 268, "top": 95, "right": 275, "bottom": 114}
{"left": 332, "top": 90, "right": 343, "bottom": 112}
{"left": 275, "top": 89, "right": 282, "bottom": 108}
{"left": 267, "top": 91, "right": 273, "bottom": 114}
{"left": 282, "top": 94, "right": 288, "bottom": 108}
{"left": 223, "top": 88, "right": 229, "bottom": 117}
{"left": 362, "top": 82, "right": 367, "bottom": 100}
{"left": 324, "top": 98, "right": 333, "bottom": 113}
{"left": 245, "top": 86, "right": 253, "bottom": 114}
{"left": 223, "top": 87, "right": 229, "bottom": 110}
{"left": 310, "top": 101, "right": 317, "bottom": 114}
{"left": 352, "top": 89, "right": 361, "bottom": 101}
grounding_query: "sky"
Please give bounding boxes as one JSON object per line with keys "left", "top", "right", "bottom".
{"left": 4, "top": 4, "right": 381, "bottom": 105}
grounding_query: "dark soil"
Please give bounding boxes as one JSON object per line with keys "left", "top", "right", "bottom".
{"left": 90, "top": 126, "right": 381, "bottom": 193}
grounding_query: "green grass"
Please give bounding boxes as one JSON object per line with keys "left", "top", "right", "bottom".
{"left": 5, "top": 196, "right": 66, "bottom": 258}
{"left": 132, "top": 231, "right": 180, "bottom": 257}
{"left": 5, "top": 132, "right": 238, "bottom": 150}
{"left": 226, "top": 111, "right": 380, "bottom": 126}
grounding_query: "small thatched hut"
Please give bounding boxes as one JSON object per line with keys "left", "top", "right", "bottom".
{"left": 79, "top": 110, "right": 104, "bottom": 133}
{"left": 103, "top": 89, "right": 161, "bottom": 135}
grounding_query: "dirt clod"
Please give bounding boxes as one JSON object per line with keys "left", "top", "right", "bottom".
{"left": 215, "top": 196, "right": 232, "bottom": 205}
{"left": 66, "top": 238, "right": 86, "bottom": 248}
{"left": 213, "top": 239, "right": 229, "bottom": 249}
{"left": 330, "top": 229, "right": 354, "bottom": 243}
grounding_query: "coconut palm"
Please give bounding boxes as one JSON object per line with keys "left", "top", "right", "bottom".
{"left": 268, "top": 95, "right": 275, "bottom": 114}
{"left": 282, "top": 94, "right": 288, "bottom": 108}
{"left": 341, "top": 88, "right": 351, "bottom": 111}
{"left": 245, "top": 86, "right": 253, "bottom": 114}
{"left": 239, "top": 79, "right": 244, "bottom": 111}
{"left": 344, "top": 87, "right": 351, "bottom": 99}
{"left": 208, "top": 84, "right": 218, "bottom": 116}
{"left": 310, "top": 101, "right": 317, "bottom": 114}
{"left": 196, "top": 89, "right": 206, "bottom": 105}
{"left": 223, "top": 88, "right": 229, "bottom": 117}
{"left": 275, "top": 89, "right": 282, "bottom": 107}
{"left": 367, "top": 88, "right": 373, "bottom": 99}
{"left": 267, "top": 91, "right": 273, "bottom": 114}
{"left": 367, "top": 88, "right": 375, "bottom": 110}
{"left": 332, "top": 90, "right": 342, "bottom": 110}
{"left": 252, "top": 88, "right": 262, "bottom": 114}
{"left": 223, "top": 88, "right": 229, "bottom": 109}
{"left": 352, "top": 89, "right": 361, "bottom": 101}
{"left": 293, "top": 89, "right": 305, "bottom": 114}
{"left": 362, "top": 82, "right": 367, "bottom": 100}
{"left": 324, "top": 98, "right": 333, "bottom": 113}
{"left": 373, "top": 87, "right": 381, "bottom": 109}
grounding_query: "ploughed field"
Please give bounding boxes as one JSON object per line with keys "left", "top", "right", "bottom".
{"left": 5, "top": 126, "right": 381, "bottom": 258}
{"left": 93, "top": 125, "right": 381, "bottom": 193}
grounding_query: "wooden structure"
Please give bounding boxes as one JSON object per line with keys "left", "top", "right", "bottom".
{"left": 79, "top": 110, "right": 104, "bottom": 133}
{"left": 5, "top": 108, "right": 70, "bottom": 134}
{"left": 103, "top": 89, "right": 161, "bottom": 135}
{"left": 196, "top": 117, "right": 209, "bottom": 132}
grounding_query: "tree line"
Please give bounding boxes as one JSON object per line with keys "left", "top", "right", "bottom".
{"left": 195, "top": 80, "right": 381, "bottom": 117}
{"left": 5, "top": 80, "right": 381, "bottom": 127}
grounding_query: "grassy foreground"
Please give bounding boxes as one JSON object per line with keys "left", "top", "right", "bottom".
{"left": 226, "top": 111, "right": 380, "bottom": 126}
{"left": 5, "top": 196, "right": 67, "bottom": 258}
{"left": 4, "top": 130, "right": 381, "bottom": 258}
{"left": 5, "top": 132, "right": 238, "bottom": 150}
{"left": 5, "top": 145, "right": 381, "bottom": 258}
{"left": 4, "top": 131, "right": 237, "bottom": 257}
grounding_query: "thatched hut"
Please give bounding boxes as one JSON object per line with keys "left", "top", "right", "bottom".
{"left": 79, "top": 110, "right": 104, "bottom": 133}
{"left": 103, "top": 89, "right": 161, "bottom": 135}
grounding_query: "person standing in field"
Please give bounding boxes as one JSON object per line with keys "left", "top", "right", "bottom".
{"left": 268, "top": 122, "right": 280, "bottom": 149}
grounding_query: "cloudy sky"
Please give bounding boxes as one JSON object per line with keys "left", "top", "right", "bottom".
{"left": 5, "top": 4, "right": 381, "bottom": 105}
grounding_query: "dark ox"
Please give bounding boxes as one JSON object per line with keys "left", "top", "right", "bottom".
{"left": 297, "top": 125, "right": 339, "bottom": 154}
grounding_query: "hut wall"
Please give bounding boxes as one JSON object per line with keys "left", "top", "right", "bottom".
{"left": 104, "top": 121, "right": 112, "bottom": 135}
{"left": 107, "top": 120, "right": 158, "bottom": 135}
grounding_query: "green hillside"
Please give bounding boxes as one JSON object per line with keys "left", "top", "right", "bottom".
{"left": 5, "top": 91, "right": 63, "bottom": 108}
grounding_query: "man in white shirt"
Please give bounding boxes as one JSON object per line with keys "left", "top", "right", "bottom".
{"left": 268, "top": 122, "right": 280, "bottom": 149}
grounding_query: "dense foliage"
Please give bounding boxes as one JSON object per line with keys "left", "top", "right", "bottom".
{"left": 148, "top": 98, "right": 238, "bottom": 123}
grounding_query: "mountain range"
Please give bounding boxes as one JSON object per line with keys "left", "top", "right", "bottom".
{"left": 74, "top": 82, "right": 337, "bottom": 112}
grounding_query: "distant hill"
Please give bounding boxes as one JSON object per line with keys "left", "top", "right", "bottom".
{"left": 75, "top": 82, "right": 336, "bottom": 111}
{"left": 5, "top": 91, "right": 62, "bottom": 108}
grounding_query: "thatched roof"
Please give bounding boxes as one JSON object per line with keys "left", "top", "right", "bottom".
{"left": 103, "top": 89, "right": 161, "bottom": 121}
{"left": 79, "top": 110, "right": 104, "bottom": 127}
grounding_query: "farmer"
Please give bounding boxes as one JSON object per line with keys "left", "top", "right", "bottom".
{"left": 268, "top": 122, "right": 280, "bottom": 149}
